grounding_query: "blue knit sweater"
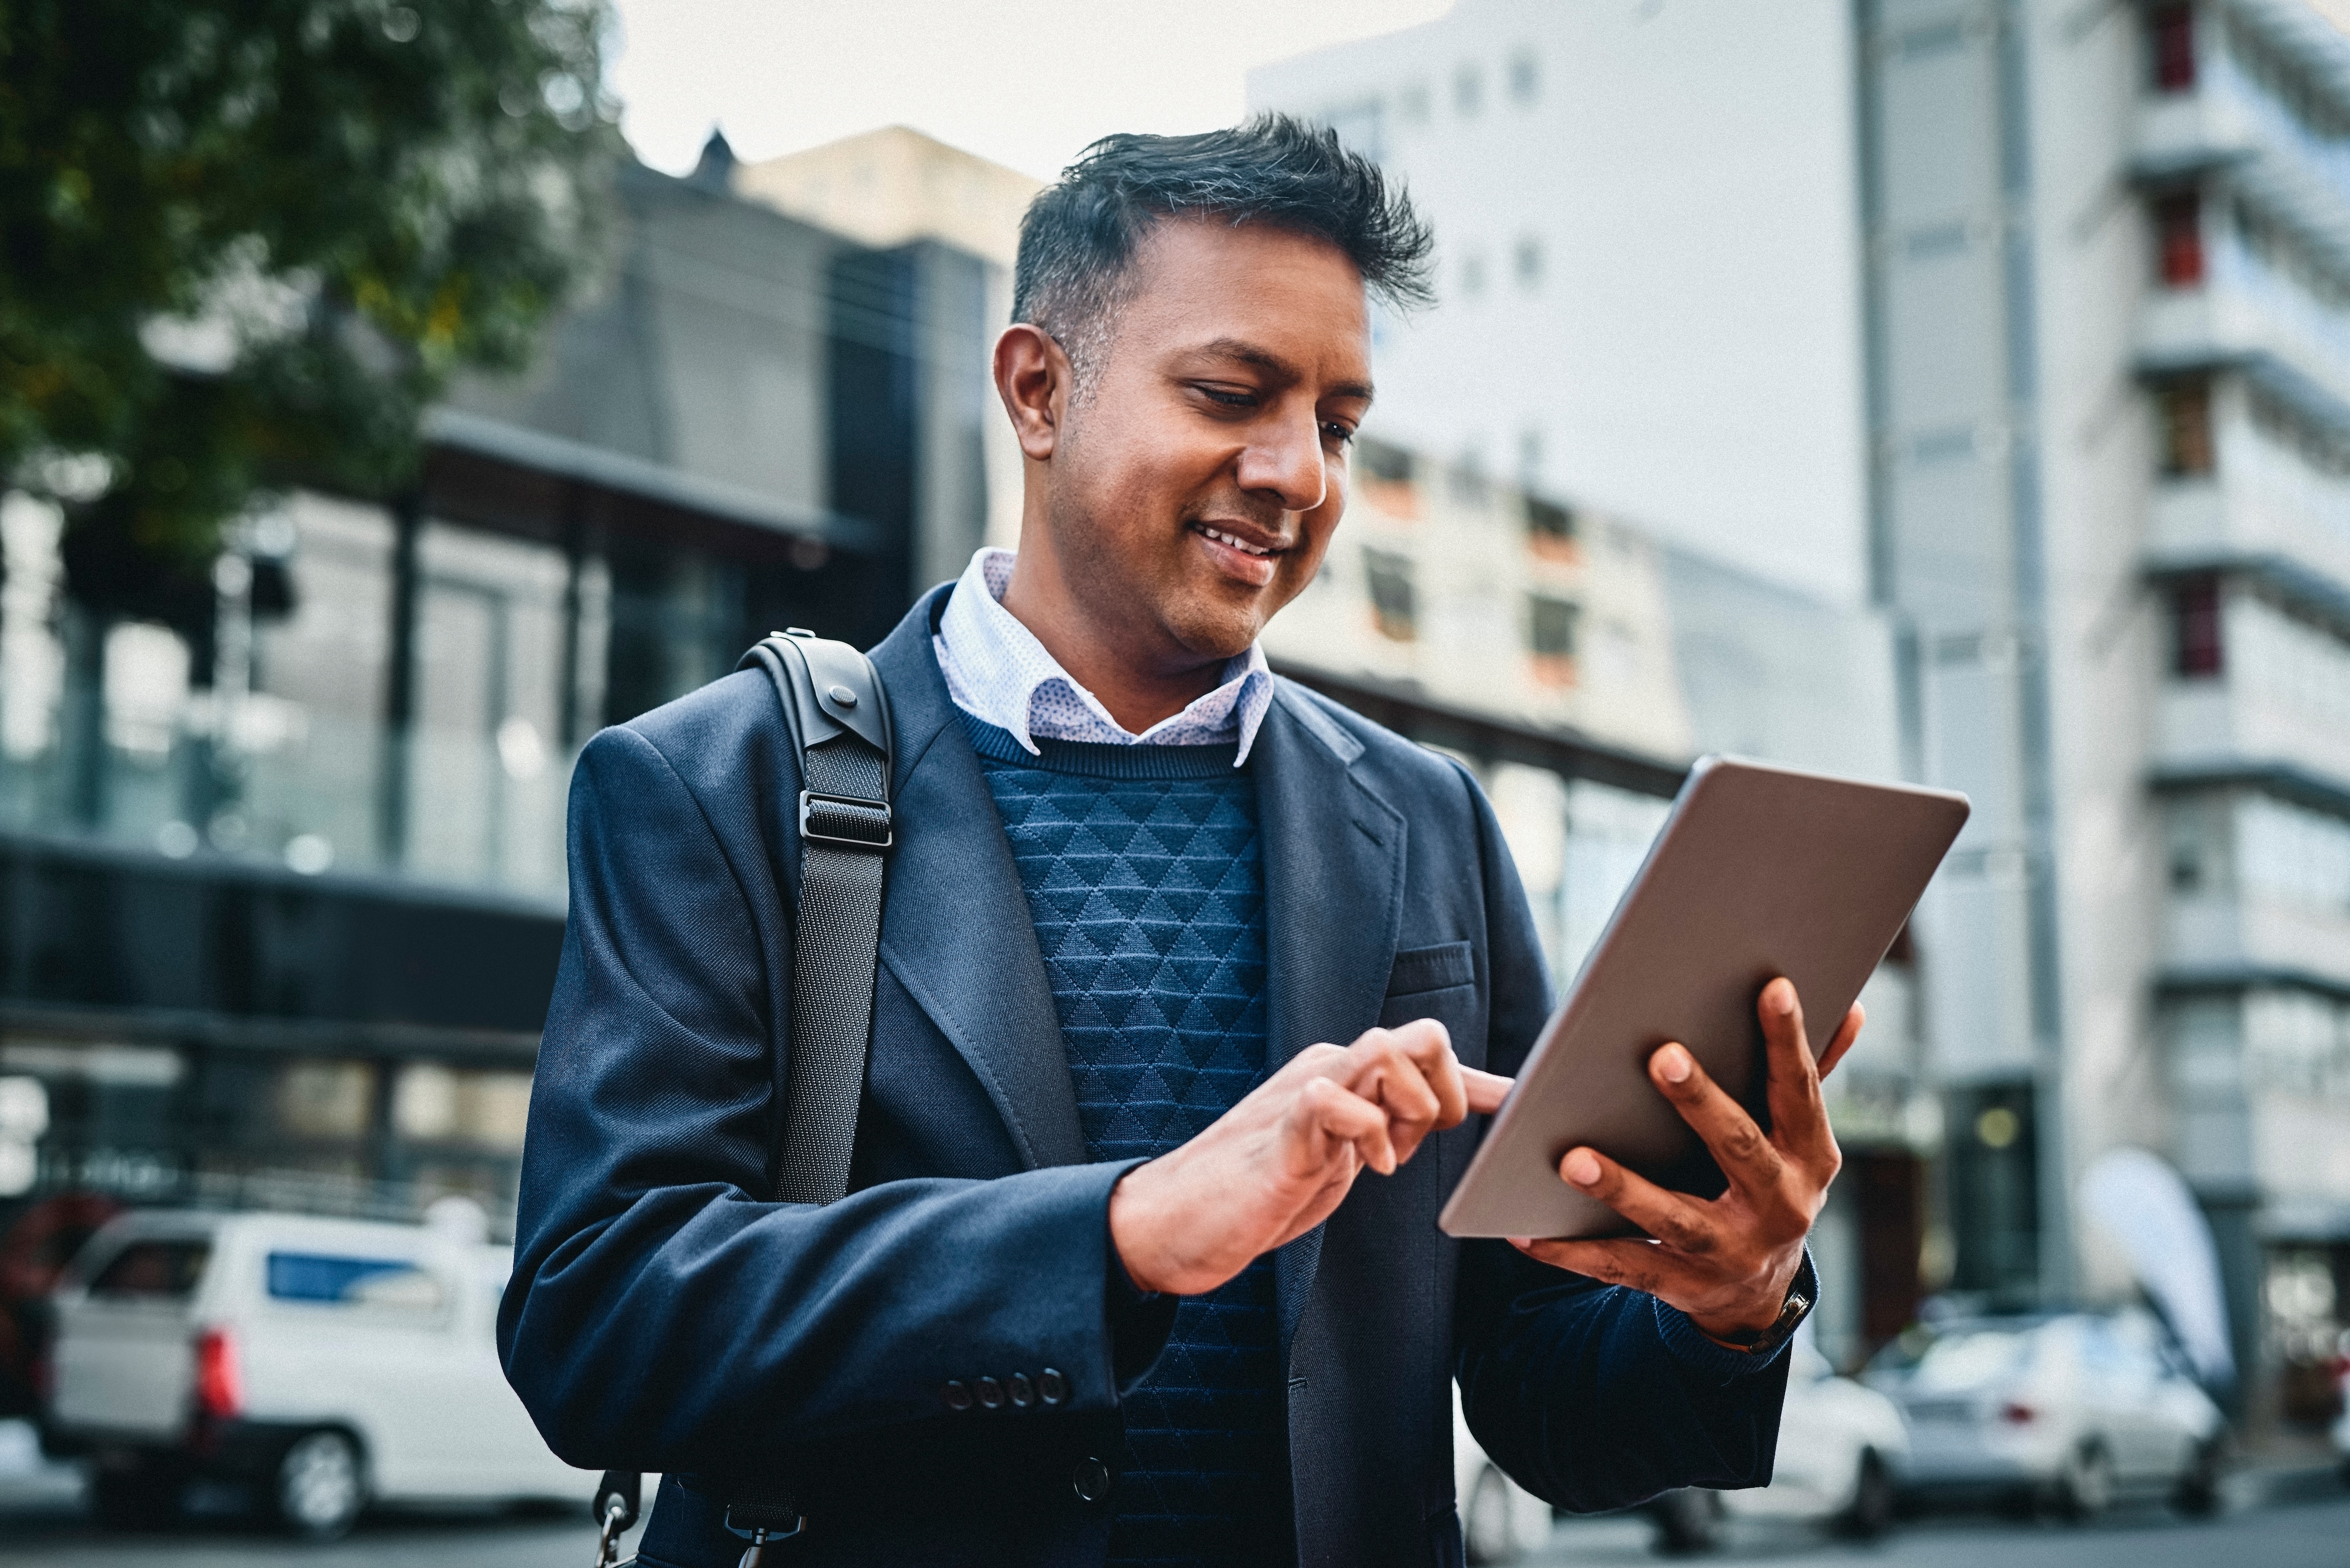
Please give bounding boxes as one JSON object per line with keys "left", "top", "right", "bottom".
{"left": 964, "top": 714, "right": 1286, "bottom": 1568}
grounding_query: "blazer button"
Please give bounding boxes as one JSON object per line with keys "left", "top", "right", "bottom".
{"left": 1037, "top": 1368, "right": 1068, "bottom": 1405}
{"left": 1009, "top": 1373, "right": 1034, "bottom": 1408}
{"left": 943, "top": 1380, "right": 973, "bottom": 1412}
{"left": 1070, "top": 1455, "right": 1111, "bottom": 1504}
{"left": 977, "top": 1376, "right": 1005, "bottom": 1409}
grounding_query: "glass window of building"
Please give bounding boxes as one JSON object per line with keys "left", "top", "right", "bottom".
{"left": 2153, "top": 191, "right": 2203, "bottom": 288}
{"left": 1525, "top": 496, "right": 1579, "bottom": 562}
{"left": 1363, "top": 549, "right": 1417, "bottom": 642}
{"left": 1527, "top": 595, "right": 1579, "bottom": 689}
{"left": 404, "top": 521, "right": 572, "bottom": 894}
{"left": 1508, "top": 49, "right": 1540, "bottom": 107}
{"left": 2158, "top": 382, "right": 2215, "bottom": 476}
{"left": 2148, "top": 4, "right": 2196, "bottom": 94}
{"left": 1454, "top": 62, "right": 1483, "bottom": 117}
{"left": 2170, "top": 574, "right": 2224, "bottom": 677}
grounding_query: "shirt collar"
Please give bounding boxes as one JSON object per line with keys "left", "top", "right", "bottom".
{"left": 932, "top": 547, "right": 1274, "bottom": 765}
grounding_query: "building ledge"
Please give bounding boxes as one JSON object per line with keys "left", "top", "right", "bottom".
{"left": 0, "top": 1000, "right": 541, "bottom": 1067}
{"left": 2150, "top": 755, "right": 2350, "bottom": 817}
{"left": 2144, "top": 547, "right": 2350, "bottom": 632}
{"left": 1271, "top": 662, "right": 1691, "bottom": 800}
{"left": 2154, "top": 963, "right": 2350, "bottom": 1004}
{"left": 423, "top": 407, "right": 881, "bottom": 551}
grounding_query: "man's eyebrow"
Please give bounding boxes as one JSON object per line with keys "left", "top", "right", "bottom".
{"left": 1189, "top": 336, "right": 1375, "bottom": 405}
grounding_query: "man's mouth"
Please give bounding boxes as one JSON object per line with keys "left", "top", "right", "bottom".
{"left": 1191, "top": 523, "right": 1282, "bottom": 558}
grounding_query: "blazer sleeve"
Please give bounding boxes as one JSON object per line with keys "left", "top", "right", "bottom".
{"left": 1447, "top": 765, "right": 1794, "bottom": 1512}
{"left": 496, "top": 723, "right": 1168, "bottom": 1476}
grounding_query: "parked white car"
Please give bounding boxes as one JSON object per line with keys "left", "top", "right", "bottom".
{"left": 41, "top": 1207, "right": 591, "bottom": 1537}
{"left": 1452, "top": 1384, "right": 1556, "bottom": 1562}
{"left": 1646, "top": 1330, "right": 1909, "bottom": 1552}
{"left": 1863, "top": 1308, "right": 2224, "bottom": 1518}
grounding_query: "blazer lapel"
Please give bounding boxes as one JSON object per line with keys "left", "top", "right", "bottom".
{"left": 868, "top": 592, "right": 1089, "bottom": 1171}
{"left": 1253, "top": 687, "right": 1408, "bottom": 1356}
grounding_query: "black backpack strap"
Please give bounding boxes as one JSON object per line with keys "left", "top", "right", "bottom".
{"left": 682, "top": 630, "right": 893, "bottom": 1557}
{"left": 736, "top": 628, "right": 893, "bottom": 1207}
{"left": 591, "top": 632, "right": 890, "bottom": 1556}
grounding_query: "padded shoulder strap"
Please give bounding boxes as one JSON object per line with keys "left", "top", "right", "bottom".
{"left": 736, "top": 629, "right": 893, "bottom": 1207}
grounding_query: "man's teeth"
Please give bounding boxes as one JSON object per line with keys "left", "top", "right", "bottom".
{"left": 1201, "top": 527, "right": 1273, "bottom": 557}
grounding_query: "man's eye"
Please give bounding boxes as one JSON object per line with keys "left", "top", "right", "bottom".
{"left": 1323, "top": 422, "right": 1356, "bottom": 448}
{"left": 1199, "top": 386, "right": 1256, "bottom": 408}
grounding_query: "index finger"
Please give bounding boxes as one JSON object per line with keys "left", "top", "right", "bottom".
{"left": 1462, "top": 1068, "right": 1512, "bottom": 1115}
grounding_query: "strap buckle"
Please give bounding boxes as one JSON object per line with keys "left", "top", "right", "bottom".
{"left": 799, "top": 789, "right": 892, "bottom": 851}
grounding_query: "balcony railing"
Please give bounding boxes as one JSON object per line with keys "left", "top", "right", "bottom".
{"left": 2141, "top": 225, "right": 2350, "bottom": 429}
{"left": 2138, "top": 53, "right": 2350, "bottom": 269}
{"left": 2157, "top": 674, "right": 2350, "bottom": 794}
{"left": 2165, "top": 891, "right": 2350, "bottom": 990}
{"left": 2153, "top": 406, "right": 2350, "bottom": 595}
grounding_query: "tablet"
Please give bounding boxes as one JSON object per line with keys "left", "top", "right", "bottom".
{"left": 1438, "top": 756, "right": 1968, "bottom": 1240}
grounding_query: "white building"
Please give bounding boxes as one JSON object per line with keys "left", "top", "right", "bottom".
{"left": 1263, "top": 0, "right": 2350, "bottom": 1418}
{"left": 1247, "top": 0, "right": 1871, "bottom": 602}
{"left": 1854, "top": 0, "right": 2350, "bottom": 1422}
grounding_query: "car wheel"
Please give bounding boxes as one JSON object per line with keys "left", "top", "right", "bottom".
{"left": 2172, "top": 1439, "right": 2223, "bottom": 1517}
{"left": 1649, "top": 1488, "right": 1724, "bottom": 1555}
{"left": 272, "top": 1428, "right": 366, "bottom": 1541}
{"left": 1837, "top": 1448, "right": 1896, "bottom": 1539}
{"left": 2052, "top": 1439, "right": 2115, "bottom": 1523}
{"left": 88, "top": 1463, "right": 177, "bottom": 1531}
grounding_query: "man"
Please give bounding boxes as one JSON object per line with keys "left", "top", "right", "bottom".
{"left": 501, "top": 117, "right": 1856, "bottom": 1568}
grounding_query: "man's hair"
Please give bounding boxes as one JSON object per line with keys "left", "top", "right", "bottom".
{"left": 1013, "top": 115, "right": 1434, "bottom": 393}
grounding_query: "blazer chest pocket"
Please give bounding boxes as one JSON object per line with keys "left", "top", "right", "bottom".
{"left": 1384, "top": 939, "right": 1474, "bottom": 1000}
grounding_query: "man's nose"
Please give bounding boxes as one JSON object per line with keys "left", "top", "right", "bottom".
{"left": 1235, "top": 410, "right": 1327, "bottom": 515}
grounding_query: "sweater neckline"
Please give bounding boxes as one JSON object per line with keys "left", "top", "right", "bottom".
{"left": 958, "top": 711, "right": 1245, "bottom": 780}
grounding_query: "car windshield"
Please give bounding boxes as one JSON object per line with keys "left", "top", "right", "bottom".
{"left": 1870, "top": 1324, "right": 2036, "bottom": 1391}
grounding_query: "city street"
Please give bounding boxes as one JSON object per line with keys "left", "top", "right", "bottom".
{"left": 2, "top": 1467, "right": 2345, "bottom": 1568}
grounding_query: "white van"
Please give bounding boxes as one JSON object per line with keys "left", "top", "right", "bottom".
{"left": 42, "top": 1207, "right": 592, "bottom": 1537}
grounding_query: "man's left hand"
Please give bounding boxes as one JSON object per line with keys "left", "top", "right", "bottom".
{"left": 1508, "top": 977, "right": 1862, "bottom": 1345}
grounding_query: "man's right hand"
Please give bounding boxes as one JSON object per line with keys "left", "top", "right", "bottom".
{"left": 1107, "top": 1019, "right": 1512, "bottom": 1296}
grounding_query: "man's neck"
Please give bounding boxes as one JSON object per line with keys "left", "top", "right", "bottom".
{"left": 997, "top": 549, "right": 1225, "bottom": 735}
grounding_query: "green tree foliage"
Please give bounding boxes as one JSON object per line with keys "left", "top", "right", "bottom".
{"left": 0, "top": 0, "right": 620, "bottom": 620}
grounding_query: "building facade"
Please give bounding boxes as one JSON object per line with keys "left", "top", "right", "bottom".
{"left": 0, "top": 144, "right": 997, "bottom": 1389}
{"left": 732, "top": 125, "right": 1042, "bottom": 560}
{"left": 1259, "top": 0, "right": 2350, "bottom": 1420}
{"left": 1856, "top": 0, "right": 2350, "bottom": 1417}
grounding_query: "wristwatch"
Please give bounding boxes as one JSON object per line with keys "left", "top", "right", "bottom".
{"left": 1709, "top": 1253, "right": 1818, "bottom": 1357}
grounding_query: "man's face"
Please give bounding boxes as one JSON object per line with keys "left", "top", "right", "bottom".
{"left": 1044, "top": 218, "right": 1372, "bottom": 667}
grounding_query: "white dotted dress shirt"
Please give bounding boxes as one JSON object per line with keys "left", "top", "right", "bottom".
{"left": 932, "top": 548, "right": 1274, "bottom": 765}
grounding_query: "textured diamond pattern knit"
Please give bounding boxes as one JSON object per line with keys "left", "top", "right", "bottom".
{"left": 964, "top": 712, "right": 1287, "bottom": 1568}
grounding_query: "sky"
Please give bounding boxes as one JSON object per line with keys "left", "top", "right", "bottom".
{"left": 603, "top": 0, "right": 1869, "bottom": 601}
{"left": 606, "top": 0, "right": 1458, "bottom": 181}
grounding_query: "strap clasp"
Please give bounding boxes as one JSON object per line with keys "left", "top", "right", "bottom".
{"left": 799, "top": 789, "right": 893, "bottom": 851}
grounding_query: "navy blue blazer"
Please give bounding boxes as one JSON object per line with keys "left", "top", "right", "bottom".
{"left": 499, "top": 587, "right": 1793, "bottom": 1568}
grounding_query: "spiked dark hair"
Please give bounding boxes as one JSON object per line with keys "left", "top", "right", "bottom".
{"left": 1012, "top": 115, "right": 1434, "bottom": 391}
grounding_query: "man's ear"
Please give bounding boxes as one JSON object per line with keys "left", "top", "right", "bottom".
{"left": 995, "top": 324, "right": 1067, "bottom": 461}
